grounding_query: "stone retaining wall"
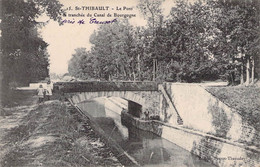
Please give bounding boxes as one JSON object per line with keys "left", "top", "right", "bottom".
{"left": 161, "top": 124, "right": 260, "bottom": 167}
{"left": 161, "top": 83, "right": 260, "bottom": 148}
{"left": 121, "top": 110, "right": 260, "bottom": 167}
{"left": 121, "top": 110, "right": 162, "bottom": 136}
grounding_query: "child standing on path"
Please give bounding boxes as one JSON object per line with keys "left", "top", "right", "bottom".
{"left": 46, "top": 81, "right": 53, "bottom": 100}
{"left": 37, "top": 84, "right": 45, "bottom": 103}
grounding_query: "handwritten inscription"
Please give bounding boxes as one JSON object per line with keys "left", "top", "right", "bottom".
{"left": 89, "top": 18, "right": 117, "bottom": 24}
{"left": 61, "top": 19, "right": 85, "bottom": 25}
{"left": 61, "top": 18, "right": 117, "bottom": 25}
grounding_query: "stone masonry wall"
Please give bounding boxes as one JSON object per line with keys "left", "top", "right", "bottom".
{"left": 161, "top": 124, "right": 260, "bottom": 167}
{"left": 161, "top": 83, "right": 259, "bottom": 148}
{"left": 122, "top": 109, "right": 260, "bottom": 167}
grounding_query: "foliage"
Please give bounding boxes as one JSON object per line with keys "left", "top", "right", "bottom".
{"left": 0, "top": 0, "right": 63, "bottom": 87}
{"left": 68, "top": 48, "right": 93, "bottom": 79}
{"left": 68, "top": 0, "right": 260, "bottom": 83}
{"left": 206, "top": 86, "right": 260, "bottom": 113}
{"left": 157, "top": 0, "right": 216, "bottom": 82}
{"left": 206, "top": 0, "right": 260, "bottom": 85}
{"left": 137, "top": 0, "right": 165, "bottom": 80}
{"left": 69, "top": 20, "right": 139, "bottom": 80}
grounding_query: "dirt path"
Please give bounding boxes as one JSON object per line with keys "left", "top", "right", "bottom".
{"left": 0, "top": 93, "right": 39, "bottom": 166}
{"left": 0, "top": 91, "right": 121, "bottom": 167}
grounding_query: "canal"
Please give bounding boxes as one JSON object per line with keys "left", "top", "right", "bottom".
{"left": 77, "top": 97, "right": 215, "bottom": 167}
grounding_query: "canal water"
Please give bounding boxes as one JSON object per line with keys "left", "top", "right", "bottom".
{"left": 77, "top": 97, "right": 215, "bottom": 167}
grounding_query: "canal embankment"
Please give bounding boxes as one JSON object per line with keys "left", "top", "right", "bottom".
{"left": 70, "top": 99, "right": 140, "bottom": 166}
{"left": 0, "top": 91, "right": 122, "bottom": 166}
{"left": 121, "top": 110, "right": 260, "bottom": 167}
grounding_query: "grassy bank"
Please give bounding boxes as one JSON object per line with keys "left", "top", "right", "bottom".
{"left": 206, "top": 85, "right": 260, "bottom": 147}
{"left": 206, "top": 86, "right": 260, "bottom": 113}
{"left": 1, "top": 100, "right": 121, "bottom": 166}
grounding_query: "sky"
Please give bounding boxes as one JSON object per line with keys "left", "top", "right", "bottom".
{"left": 39, "top": 0, "right": 176, "bottom": 75}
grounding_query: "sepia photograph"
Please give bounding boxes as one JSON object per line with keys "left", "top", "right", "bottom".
{"left": 0, "top": 0, "right": 260, "bottom": 166}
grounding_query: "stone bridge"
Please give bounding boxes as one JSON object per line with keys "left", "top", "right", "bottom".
{"left": 54, "top": 81, "right": 173, "bottom": 119}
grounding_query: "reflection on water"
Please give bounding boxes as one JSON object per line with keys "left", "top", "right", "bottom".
{"left": 77, "top": 97, "right": 215, "bottom": 167}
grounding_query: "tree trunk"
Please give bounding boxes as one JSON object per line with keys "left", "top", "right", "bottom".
{"left": 123, "top": 66, "right": 127, "bottom": 77}
{"left": 240, "top": 60, "right": 244, "bottom": 85}
{"left": 245, "top": 56, "right": 250, "bottom": 86}
{"left": 137, "top": 54, "right": 141, "bottom": 80}
{"left": 116, "top": 63, "right": 119, "bottom": 78}
{"left": 153, "top": 59, "right": 156, "bottom": 81}
{"left": 155, "top": 59, "right": 158, "bottom": 80}
{"left": 251, "top": 57, "right": 255, "bottom": 84}
{"left": 133, "top": 71, "right": 136, "bottom": 81}
{"left": 131, "top": 63, "right": 136, "bottom": 81}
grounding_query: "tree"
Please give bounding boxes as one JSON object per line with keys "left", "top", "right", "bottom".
{"left": 131, "top": 26, "right": 153, "bottom": 81}
{"left": 89, "top": 20, "right": 136, "bottom": 80}
{"left": 206, "top": 0, "right": 260, "bottom": 85}
{"left": 68, "top": 0, "right": 259, "bottom": 84}
{"left": 157, "top": 0, "right": 219, "bottom": 82}
{"left": 68, "top": 48, "right": 97, "bottom": 79}
{"left": 1, "top": 0, "right": 63, "bottom": 87}
{"left": 69, "top": 20, "right": 138, "bottom": 81}
{"left": 137, "top": 0, "right": 165, "bottom": 81}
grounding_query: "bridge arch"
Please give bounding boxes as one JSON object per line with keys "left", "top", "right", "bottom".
{"left": 70, "top": 91, "right": 146, "bottom": 107}
{"left": 67, "top": 89, "right": 161, "bottom": 118}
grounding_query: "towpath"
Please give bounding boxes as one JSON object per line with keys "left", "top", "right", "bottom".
{"left": 0, "top": 90, "right": 121, "bottom": 166}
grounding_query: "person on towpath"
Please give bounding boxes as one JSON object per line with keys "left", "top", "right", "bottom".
{"left": 37, "top": 84, "right": 45, "bottom": 103}
{"left": 45, "top": 81, "right": 53, "bottom": 100}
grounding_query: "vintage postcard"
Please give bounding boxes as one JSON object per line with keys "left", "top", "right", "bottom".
{"left": 0, "top": 0, "right": 259, "bottom": 166}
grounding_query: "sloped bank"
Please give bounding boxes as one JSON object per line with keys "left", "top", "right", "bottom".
{"left": 1, "top": 100, "right": 122, "bottom": 167}
{"left": 122, "top": 107, "right": 260, "bottom": 167}
{"left": 161, "top": 83, "right": 260, "bottom": 147}
{"left": 68, "top": 100, "right": 139, "bottom": 166}
{"left": 159, "top": 83, "right": 260, "bottom": 166}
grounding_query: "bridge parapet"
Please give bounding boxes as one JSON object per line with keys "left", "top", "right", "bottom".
{"left": 54, "top": 81, "right": 159, "bottom": 93}
{"left": 54, "top": 81, "right": 162, "bottom": 118}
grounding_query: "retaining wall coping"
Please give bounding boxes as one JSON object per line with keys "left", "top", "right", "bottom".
{"left": 163, "top": 82, "right": 228, "bottom": 87}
